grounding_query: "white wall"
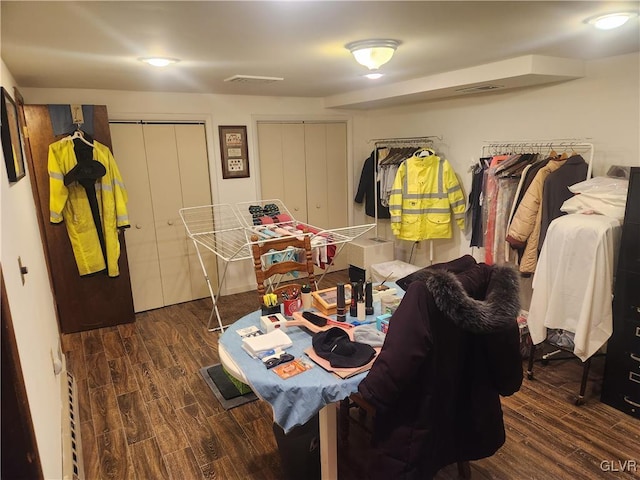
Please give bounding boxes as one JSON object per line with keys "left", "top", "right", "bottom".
{"left": 351, "top": 53, "right": 640, "bottom": 266}
{"left": 1, "top": 61, "right": 63, "bottom": 480}
{"left": 20, "top": 87, "right": 353, "bottom": 294}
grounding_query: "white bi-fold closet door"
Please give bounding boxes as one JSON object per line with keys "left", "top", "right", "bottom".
{"left": 257, "top": 121, "right": 349, "bottom": 269}
{"left": 110, "top": 122, "right": 218, "bottom": 312}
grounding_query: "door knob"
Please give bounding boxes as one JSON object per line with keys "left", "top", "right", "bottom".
{"left": 167, "top": 220, "right": 174, "bottom": 226}
{"left": 294, "top": 207, "right": 299, "bottom": 211}
{"left": 316, "top": 204, "right": 321, "bottom": 209}
{"left": 135, "top": 224, "right": 142, "bottom": 229}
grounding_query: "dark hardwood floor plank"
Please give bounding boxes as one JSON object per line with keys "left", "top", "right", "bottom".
{"left": 117, "top": 322, "right": 137, "bottom": 338}
{"left": 86, "top": 351, "right": 111, "bottom": 389}
{"left": 187, "top": 372, "right": 224, "bottom": 418}
{"left": 157, "top": 365, "right": 197, "bottom": 409}
{"left": 109, "top": 357, "right": 139, "bottom": 396}
{"left": 102, "top": 330, "right": 127, "bottom": 360}
{"left": 96, "top": 428, "right": 135, "bottom": 480}
{"left": 90, "top": 384, "right": 122, "bottom": 435}
{"left": 200, "top": 456, "right": 242, "bottom": 480}
{"left": 144, "top": 336, "right": 178, "bottom": 370}
{"left": 147, "top": 396, "right": 190, "bottom": 456}
{"left": 238, "top": 417, "right": 283, "bottom": 476}
{"left": 168, "top": 341, "right": 202, "bottom": 375}
{"left": 129, "top": 437, "right": 170, "bottom": 480}
{"left": 567, "top": 446, "right": 639, "bottom": 480}
{"left": 164, "top": 447, "right": 204, "bottom": 480}
{"left": 176, "top": 402, "right": 222, "bottom": 467}
{"left": 61, "top": 331, "right": 83, "bottom": 353}
{"left": 76, "top": 378, "right": 93, "bottom": 424}
{"left": 65, "top": 347, "right": 88, "bottom": 382}
{"left": 131, "top": 361, "right": 166, "bottom": 403}
{"left": 79, "top": 420, "right": 101, "bottom": 480}
{"left": 117, "top": 390, "right": 154, "bottom": 445}
{"left": 122, "top": 332, "right": 152, "bottom": 364}
{"left": 205, "top": 411, "right": 261, "bottom": 477}
{"left": 82, "top": 329, "right": 105, "bottom": 355}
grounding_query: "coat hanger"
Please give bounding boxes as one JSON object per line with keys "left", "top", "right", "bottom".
{"left": 66, "top": 124, "right": 94, "bottom": 147}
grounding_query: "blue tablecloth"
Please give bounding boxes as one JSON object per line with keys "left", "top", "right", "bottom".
{"left": 218, "top": 288, "right": 399, "bottom": 433}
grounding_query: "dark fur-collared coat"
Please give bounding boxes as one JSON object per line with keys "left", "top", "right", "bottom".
{"left": 358, "top": 257, "right": 523, "bottom": 479}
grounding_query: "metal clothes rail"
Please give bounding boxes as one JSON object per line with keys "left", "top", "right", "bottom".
{"left": 478, "top": 138, "right": 595, "bottom": 264}
{"left": 368, "top": 135, "right": 443, "bottom": 262}
{"left": 180, "top": 201, "right": 374, "bottom": 332}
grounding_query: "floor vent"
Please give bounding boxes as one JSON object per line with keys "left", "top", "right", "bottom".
{"left": 224, "top": 74, "right": 284, "bottom": 84}
{"left": 62, "top": 372, "right": 85, "bottom": 480}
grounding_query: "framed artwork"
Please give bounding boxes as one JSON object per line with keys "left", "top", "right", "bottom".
{"left": 219, "top": 125, "right": 250, "bottom": 179}
{"left": 1, "top": 87, "right": 26, "bottom": 183}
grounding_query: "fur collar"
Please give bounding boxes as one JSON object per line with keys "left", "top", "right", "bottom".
{"left": 422, "top": 266, "right": 520, "bottom": 333}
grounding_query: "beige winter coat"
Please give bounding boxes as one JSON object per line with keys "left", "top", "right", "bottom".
{"left": 506, "top": 158, "right": 567, "bottom": 274}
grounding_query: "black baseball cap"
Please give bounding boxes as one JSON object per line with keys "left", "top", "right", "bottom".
{"left": 312, "top": 327, "right": 376, "bottom": 368}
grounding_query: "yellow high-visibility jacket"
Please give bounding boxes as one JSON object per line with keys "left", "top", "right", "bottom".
{"left": 389, "top": 154, "right": 465, "bottom": 241}
{"left": 49, "top": 139, "right": 129, "bottom": 277}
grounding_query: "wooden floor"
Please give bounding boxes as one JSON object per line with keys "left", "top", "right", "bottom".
{"left": 62, "top": 295, "right": 640, "bottom": 480}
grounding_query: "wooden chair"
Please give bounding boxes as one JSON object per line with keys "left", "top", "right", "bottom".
{"left": 250, "top": 233, "right": 317, "bottom": 304}
{"left": 340, "top": 394, "right": 471, "bottom": 479}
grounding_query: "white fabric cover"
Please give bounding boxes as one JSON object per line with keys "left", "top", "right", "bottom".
{"left": 528, "top": 213, "right": 622, "bottom": 361}
{"left": 561, "top": 176, "right": 629, "bottom": 221}
{"left": 371, "top": 260, "right": 421, "bottom": 283}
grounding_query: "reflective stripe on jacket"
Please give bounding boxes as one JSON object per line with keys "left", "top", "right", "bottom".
{"left": 49, "top": 139, "right": 129, "bottom": 277}
{"left": 388, "top": 154, "right": 465, "bottom": 240}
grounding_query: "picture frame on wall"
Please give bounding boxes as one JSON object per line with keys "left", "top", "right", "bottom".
{"left": 1, "top": 87, "right": 26, "bottom": 183}
{"left": 219, "top": 125, "right": 250, "bottom": 179}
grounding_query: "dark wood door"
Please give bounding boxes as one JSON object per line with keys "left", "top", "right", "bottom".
{"left": 23, "top": 105, "right": 135, "bottom": 333}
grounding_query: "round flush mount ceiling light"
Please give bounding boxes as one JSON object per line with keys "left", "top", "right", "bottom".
{"left": 345, "top": 39, "right": 401, "bottom": 70}
{"left": 139, "top": 57, "right": 180, "bottom": 67}
{"left": 365, "top": 73, "right": 384, "bottom": 80}
{"left": 587, "top": 12, "right": 637, "bottom": 30}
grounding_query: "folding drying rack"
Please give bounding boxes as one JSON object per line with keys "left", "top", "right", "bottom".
{"left": 179, "top": 200, "right": 374, "bottom": 332}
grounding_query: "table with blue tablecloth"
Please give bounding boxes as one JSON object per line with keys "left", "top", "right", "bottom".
{"left": 218, "top": 286, "right": 399, "bottom": 480}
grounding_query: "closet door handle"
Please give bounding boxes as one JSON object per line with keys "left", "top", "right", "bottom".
{"left": 167, "top": 220, "right": 174, "bottom": 226}
{"left": 135, "top": 224, "right": 142, "bottom": 229}
{"left": 316, "top": 203, "right": 321, "bottom": 209}
{"left": 294, "top": 207, "right": 299, "bottom": 212}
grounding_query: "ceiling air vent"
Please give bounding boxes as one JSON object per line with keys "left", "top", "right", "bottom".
{"left": 455, "top": 84, "right": 504, "bottom": 94}
{"left": 224, "top": 75, "right": 284, "bottom": 84}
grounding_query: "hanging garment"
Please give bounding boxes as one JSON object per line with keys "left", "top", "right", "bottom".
{"left": 49, "top": 138, "right": 130, "bottom": 277}
{"left": 354, "top": 150, "right": 391, "bottom": 219}
{"left": 506, "top": 157, "right": 567, "bottom": 274}
{"left": 388, "top": 154, "right": 465, "bottom": 241}
{"left": 358, "top": 256, "right": 522, "bottom": 479}
{"left": 528, "top": 214, "right": 621, "bottom": 361}
{"left": 482, "top": 155, "right": 510, "bottom": 264}
{"left": 537, "top": 154, "right": 588, "bottom": 250}
{"left": 468, "top": 161, "right": 488, "bottom": 247}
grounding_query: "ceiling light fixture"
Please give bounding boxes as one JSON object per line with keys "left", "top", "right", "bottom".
{"left": 587, "top": 12, "right": 636, "bottom": 30}
{"left": 346, "top": 39, "right": 400, "bottom": 70}
{"left": 139, "top": 57, "right": 179, "bottom": 67}
{"left": 365, "top": 73, "right": 384, "bottom": 80}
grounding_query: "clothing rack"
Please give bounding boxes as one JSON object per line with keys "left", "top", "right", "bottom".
{"left": 479, "top": 139, "right": 594, "bottom": 263}
{"left": 367, "top": 136, "right": 443, "bottom": 256}
{"left": 179, "top": 201, "right": 374, "bottom": 332}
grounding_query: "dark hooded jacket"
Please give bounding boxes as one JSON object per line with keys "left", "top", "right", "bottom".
{"left": 358, "top": 256, "right": 523, "bottom": 479}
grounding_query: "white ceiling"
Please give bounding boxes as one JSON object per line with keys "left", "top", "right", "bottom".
{"left": 2, "top": 1, "right": 639, "bottom": 107}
